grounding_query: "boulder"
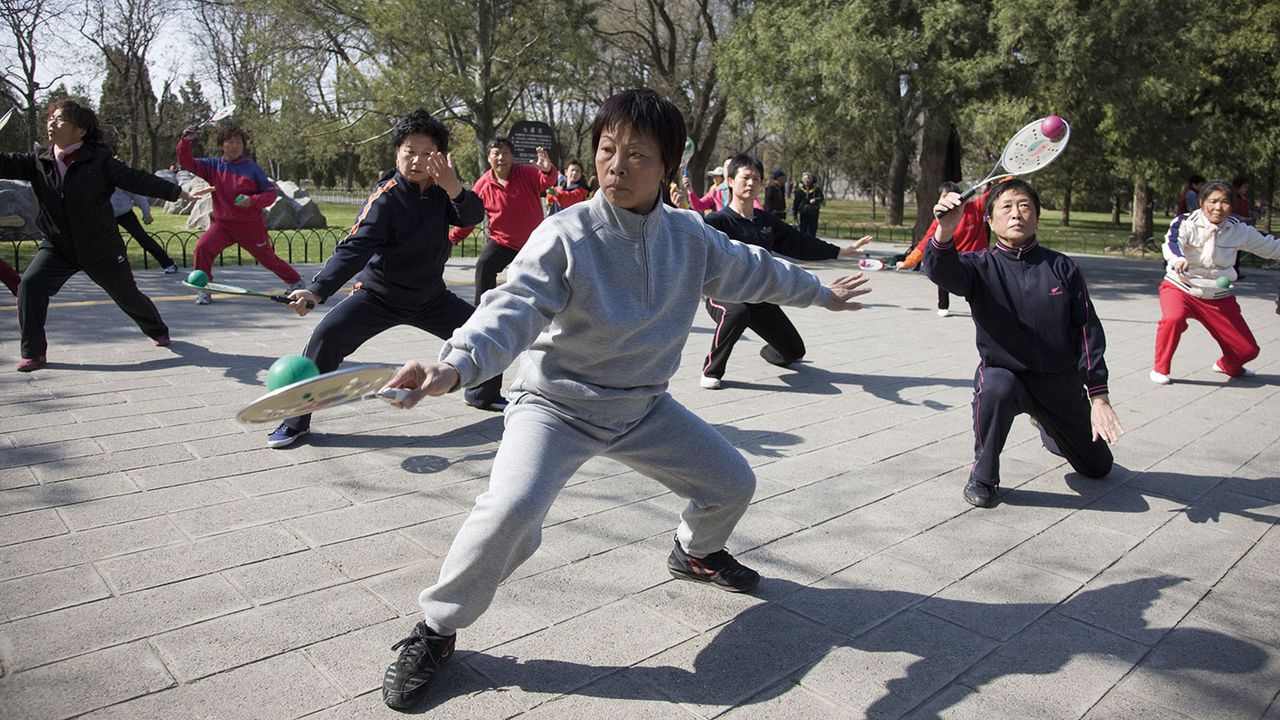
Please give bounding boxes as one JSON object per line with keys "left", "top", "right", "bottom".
{"left": 0, "top": 179, "right": 41, "bottom": 237}
{"left": 266, "top": 181, "right": 327, "bottom": 230}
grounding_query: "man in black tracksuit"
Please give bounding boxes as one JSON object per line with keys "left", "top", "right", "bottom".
{"left": 924, "top": 179, "right": 1123, "bottom": 508}
{"left": 698, "top": 154, "right": 870, "bottom": 388}
{"left": 0, "top": 100, "right": 186, "bottom": 371}
{"left": 267, "top": 110, "right": 503, "bottom": 448}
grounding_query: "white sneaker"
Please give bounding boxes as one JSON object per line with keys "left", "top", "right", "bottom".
{"left": 286, "top": 280, "right": 306, "bottom": 293}
{"left": 1149, "top": 370, "right": 1171, "bottom": 385}
{"left": 194, "top": 291, "right": 211, "bottom": 305}
{"left": 699, "top": 375, "right": 722, "bottom": 390}
{"left": 1212, "top": 361, "right": 1255, "bottom": 378}
{"left": 163, "top": 264, "right": 178, "bottom": 274}
{"left": 937, "top": 308, "right": 950, "bottom": 317}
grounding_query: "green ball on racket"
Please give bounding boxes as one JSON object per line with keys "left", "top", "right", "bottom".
{"left": 235, "top": 194, "right": 247, "bottom": 203}
{"left": 266, "top": 354, "right": 319, "bottom": 391}
{"left": 186, "top": 269, "right": 208, "bottom": 287}
{"left": 1216, "top": 276, "right": 1231, "bottom": 289}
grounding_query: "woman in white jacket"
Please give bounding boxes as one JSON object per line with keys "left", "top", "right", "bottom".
{"left": 1152, "top": 180, "right": 1280, "bottom": 384}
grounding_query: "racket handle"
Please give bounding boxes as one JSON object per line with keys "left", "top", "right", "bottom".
{"left": 272, "top": 295, "right": 315, "bottom": 309}
{"left": 932, "top": 185, "right": 982, "bottom": 219}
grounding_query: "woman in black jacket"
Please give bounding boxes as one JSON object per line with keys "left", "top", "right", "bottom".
{"left": 0, "top": 100, "right": 190, "bottom": 372}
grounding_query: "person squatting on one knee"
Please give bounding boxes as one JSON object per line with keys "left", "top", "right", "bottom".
{"left": 177, "top": 122, "right": 303, "bottom": 304}
{"left": 264, "top": 109, "right": 505, "bottom": 449}
{"left": 924, "top": 179, "right": 1124, "bottom": 509}
{"left": 375, "top": 88, "right": 871, "bottom": 710}
{"left": 698, "top": 153, "right": 872, "bottom": 389}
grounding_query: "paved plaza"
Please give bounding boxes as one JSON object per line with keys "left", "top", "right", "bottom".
{"left": 1, "top": 244, "right": 1278, "bottom": 719}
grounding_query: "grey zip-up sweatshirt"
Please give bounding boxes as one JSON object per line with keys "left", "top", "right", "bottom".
{"left": 439, "top": 190, "right": 834, "bottom": 412}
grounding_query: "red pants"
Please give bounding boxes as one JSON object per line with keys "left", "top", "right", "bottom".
{"left": 0, "top": 258, "right": 19, "bottom": 295}
{"left": 1154, "top": 280, "right": 1259, "bottom": 376}
{"left": 193, "top": 220, "right": 301, "bottom": 285}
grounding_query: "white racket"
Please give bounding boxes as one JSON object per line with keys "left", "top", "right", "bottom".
{"left": 195, "top": 104, "right": 236, "bottom": 130}
{"left": 935, "top": 116, "right": 1071, "bottom": 217}
{"left": 0, "top": 108, "right": 14, "bottom": 133}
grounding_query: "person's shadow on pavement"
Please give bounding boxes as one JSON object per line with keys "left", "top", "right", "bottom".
{"left": 405, "top": 574, "right": 1266, "bottom": 716}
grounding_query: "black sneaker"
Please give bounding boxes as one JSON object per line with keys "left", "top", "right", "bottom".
{"left": 667, "top": 539, "right": 760, "bottom": 592}
{"left": 963, "top": 477, "right": 998, "bottom": 508}
{"left": 382, "top": 622, "right": 456, "bottom": 710}
{"left": 266, "top": 423, "right": 308, "bottom": 449}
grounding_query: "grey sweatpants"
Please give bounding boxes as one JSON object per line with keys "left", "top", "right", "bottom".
{"left": 418, "top": 391, "right": 756, "bottom": 634}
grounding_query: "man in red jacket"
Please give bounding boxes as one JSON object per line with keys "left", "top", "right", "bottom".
{"left": 448, "top": 137, "right": 557, "bottom": 314}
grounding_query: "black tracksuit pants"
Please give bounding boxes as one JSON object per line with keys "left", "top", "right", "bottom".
{"left": 116, "top": 211, "right": 175, "bottom": 269}
{"left": 18, "top": 247, "right": 168, "bottom": 359}
{"left": 970, "top": 365, "right": 1113, "bottom": 487}
{"left": 702, "top": 298, "right": 805, "bottom": 379}
{"left": 282, "top": 288, "right": 503, "bottom": 431}
{"left": 473, "top": 239, "right": 518, "bottom": 306}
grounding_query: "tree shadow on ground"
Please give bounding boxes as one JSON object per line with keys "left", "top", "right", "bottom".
{"left": 42, "top": 339, "right": 274, "bottom": 386}
{"left": 406, "top": 575, "right": 1266, "bottom": 717}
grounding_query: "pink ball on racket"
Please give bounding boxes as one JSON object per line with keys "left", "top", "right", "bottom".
{"left": 1040, "top": 115, "right": 1068, "bottom": 141}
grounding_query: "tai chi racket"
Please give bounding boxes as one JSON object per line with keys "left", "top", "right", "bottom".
{"left": 236, "top": 364, "right": 405, "bottom": 423}
{"left": 194, "top": 104, "right": 236, "bottom": 131}
{"left": 1164, "top": 272, "right": 1231, "bottom": 300}
{"left": 0, "top": 107, "right": 14, "bottom": 133}
{"left": 182, "top": 279, "right": 315, "bottom": 308}
{"left": 935, "top": 116, "right": 1071, "bottom": 218}
{"left": 679, "top": 138, "right": 695, "bottom": 177}
{"left": 858, "top": 258, "right": 885, "bottom": 271}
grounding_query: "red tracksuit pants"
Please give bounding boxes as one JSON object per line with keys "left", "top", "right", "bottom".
{"left": 193, "top": 219, "right": 301, "bottom": 285}
{"left": 1154, "top": 280, "right": 1259, "bottom": 376}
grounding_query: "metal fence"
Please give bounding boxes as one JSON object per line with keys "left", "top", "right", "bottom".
{"left": 2, "top": 227, "right": 489, "bottom": 272}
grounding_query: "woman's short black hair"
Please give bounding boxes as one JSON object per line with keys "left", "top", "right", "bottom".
{"left": 48, "top": 99, "right": 103, "bottom": 145}
{"left": 591, "top": 88, "right": 686, "bottom": 183}
{"left": 938, "top": 180, "right": 961, "bottom": 195}
{"left": 392, "top": 109, "right": 449, "bottom": 153}
{"left": 985, "top": 178, "right": 1042, "bottom": 218}
{"left": 726, "top": 153, "right": 763, "bottom": 180}
{"left": 1199, "top": 180, "right": 1233, "bottom": 204}
{"left": 215, "top": 123, "right": 249, "bottom": 147}
{"left": 487, "top": 137, "right": 514, "bottom": 154}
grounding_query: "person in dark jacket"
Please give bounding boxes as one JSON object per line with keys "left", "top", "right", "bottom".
{"left": 699, "top": 154, "right": 871, "bottom": 388}
{"left": 265, "top": 109, "right": 501, "bottom": 448}
{"left": 763, "top": 169, "right": 787, "bottom": 217}
{"left": 791, "top": 171, "right": 824, "bottom": 236}
{"left": 0, "top": 100, "right": 190, "bottom": 372}
{"left": 924, "top": 179, "right": 1123, "bottom": 508}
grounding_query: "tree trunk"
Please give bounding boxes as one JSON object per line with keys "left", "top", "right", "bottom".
{"left": 886, "top": 141, "right": 910, "bottom": 226}
{"left": 1129, "top": 180, "right": 1153, "bottom": 247}
{"left": 1060, "top": 181, "right": 1072, "bottom": 227}
{"left": 914, "top": 108, "right": 950, "bottom": 240}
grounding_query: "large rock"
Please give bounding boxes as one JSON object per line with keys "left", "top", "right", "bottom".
{"left": 0, "top": 179, "right": 41, "bottom": 237}
{"left": 266, "top": 181, "right": 327, "bottom": 230}
{"left": 163, "top": 176, "right": 213, "bottom": 228}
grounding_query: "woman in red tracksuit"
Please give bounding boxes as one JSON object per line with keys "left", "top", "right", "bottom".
{"left": 177, "top": 123, "right": 303, "bottom": 304}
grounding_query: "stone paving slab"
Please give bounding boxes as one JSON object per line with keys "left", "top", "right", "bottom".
{"left": 1, "top": 250, "right": 1279, "bottom": 718}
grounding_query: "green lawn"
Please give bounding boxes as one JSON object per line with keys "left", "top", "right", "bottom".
{"left": 817, "top": 198, "right": 1171, "bottom": 261}
{"left": 0, "top": 195, "right": 1247, "bottom": 273}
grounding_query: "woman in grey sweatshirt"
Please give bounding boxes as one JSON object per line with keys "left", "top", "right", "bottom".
{"left": 377, "top": 88, "right": 871, "bottom": 710}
